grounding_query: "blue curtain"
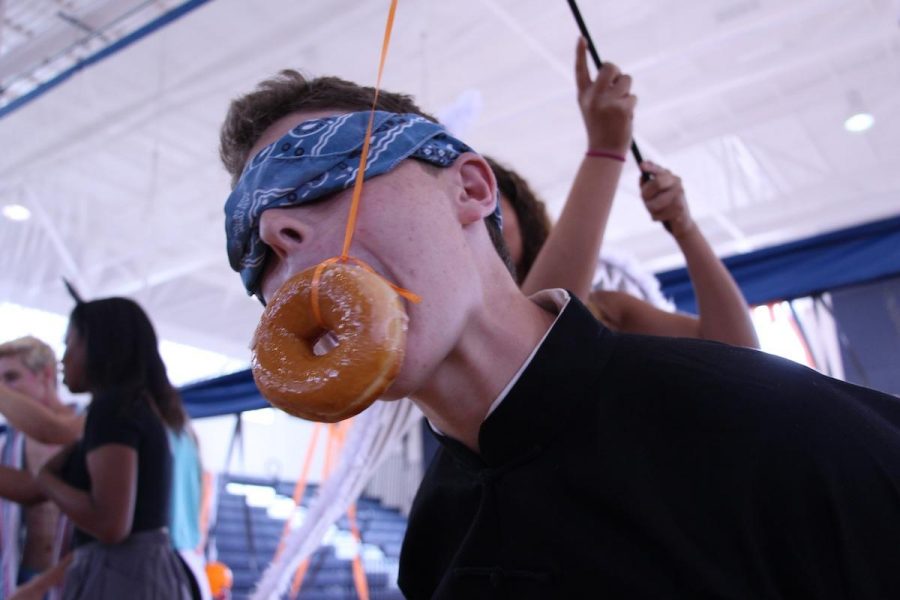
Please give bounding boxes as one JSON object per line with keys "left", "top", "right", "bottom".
{"left": 656, "top": 215, "right": 900, "bottom": 312}
{"left": 180, "top": 369, "right": 267, "bottom": 418}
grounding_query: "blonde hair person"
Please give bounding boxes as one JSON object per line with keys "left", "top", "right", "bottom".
{"left": 0, "top": 337, "right": 57, "bottom": 380}
{"left": 0, "top": 337, "right": 75, "bottom": 597}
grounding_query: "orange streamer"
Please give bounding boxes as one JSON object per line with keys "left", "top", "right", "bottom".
{"left": 347, "top": 502, "right": 371, "bottom": 600}
{"left": 307, "top": 0, "right": 417, "bottom": 332}
{"left": 289, "top": 3, "right": 399, "bottom": 595}
{"left": 287, "top": 419, "right": 356, "bottom": 598}
{"left": 275, "top": 423, "right": 323, "bottom": 560}
{"left": 340, "top": 0, "right": 397, "bottom": 260}
{"left": 288, "top": 559, "right": 310, "bottom": 599}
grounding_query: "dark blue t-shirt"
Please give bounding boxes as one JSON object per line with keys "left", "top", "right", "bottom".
{"left": 62, "top": 390, "right": 172, "bottom": 547}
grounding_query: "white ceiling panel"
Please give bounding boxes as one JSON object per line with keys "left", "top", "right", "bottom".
{"left": 1, "top": 0, "right": 898, "bottom": 370}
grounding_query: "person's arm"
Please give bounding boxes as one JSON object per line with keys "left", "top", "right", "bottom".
{"left": 36, "top": 443, "right": 137, "bottom": 544}
{"left": 0, "top": 465, "right": 45, "bottom": 505}
{"left": 0, "top": 383, "right": 84, "bottom": 445}
{"left": 628, "top": 161, "right": 759, "bottom": 348}
{"left": 9, "top": 552, "right": 74, "bottom": 600}
{"left": 520, "top": 37, "right": 635, "bottom": 301}
{"left": 588, "top": 290, "right": 698, "bottom": 336}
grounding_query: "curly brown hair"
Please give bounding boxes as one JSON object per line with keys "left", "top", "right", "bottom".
{"left": 485, "top": 156, "right": 552, "bottom": 283}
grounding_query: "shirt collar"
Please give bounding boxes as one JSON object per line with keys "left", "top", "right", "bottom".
{"left": 484, "top": 288, "right": 571, "bottom": 418}
{"left": 426, "top": 289, "right": 569, "bottom": 439}
{"left": 433, "top": 292, "right": 617, "bottom": 469}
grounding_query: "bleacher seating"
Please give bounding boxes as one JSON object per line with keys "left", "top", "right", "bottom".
{"left": 211, "top": 475, "right": 407, "bottom": 600}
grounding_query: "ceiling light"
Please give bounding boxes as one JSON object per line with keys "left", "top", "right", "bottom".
{"left": 2, "top": 204, "right": 31, "bottom": 221}
{"left": 844, "top": 112, "right": 875, "bottom": 133}
{"left": 843, "top": 90, "right": 874, "bottom": 133}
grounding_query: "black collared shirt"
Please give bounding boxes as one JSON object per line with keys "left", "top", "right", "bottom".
{"left": 399, "top": 296, "right": 900, "bottom": 599}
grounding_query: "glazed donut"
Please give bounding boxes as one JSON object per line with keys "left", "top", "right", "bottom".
{"left": 251, "top": 263, "right": 408, "bottom": 422}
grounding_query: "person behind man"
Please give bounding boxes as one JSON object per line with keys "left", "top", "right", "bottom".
{"left": 489, "top": 155, "right": 759, "bottom": 348}
{"left": 167, "top": 425, "right": 212, "bottom": 600}
{"left": 218, "top": 40, "right": 900, "bottom": 598}
{"left": 487, "top": 37, "right": 757, "bottom": 349}
{"left": 0, "top": 337, "right": 75, "bottom": 596}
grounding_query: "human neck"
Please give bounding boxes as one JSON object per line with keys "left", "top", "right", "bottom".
{"left": 412, "top": 276, "right": 556, "bottom": 453}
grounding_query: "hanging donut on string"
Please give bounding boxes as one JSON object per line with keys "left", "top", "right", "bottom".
{"left": 249, "top": 1, "right": 418, "bottom": 423}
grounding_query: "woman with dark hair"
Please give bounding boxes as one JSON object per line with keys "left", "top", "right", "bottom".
{"left": 484, "top": 156, "right": 552, "bottom": 285}
{"left": 32, "top": 297, "right": 192, "bottom": 599}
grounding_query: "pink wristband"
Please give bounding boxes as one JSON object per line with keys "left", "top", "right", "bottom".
{"left": 586, "top": 149, "right": 626, "bottom": 162}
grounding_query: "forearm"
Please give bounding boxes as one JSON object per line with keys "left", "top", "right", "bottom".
{"left": 35, "top": 470, "right": 109, "bottom": 540}
{"left": 0, "top": 465, "right": 45, "bottom": 505}
{"left": 676, "top": 226, "right": 759, "bottom": 348}
{"left": 521, "top": 156, "right": 622, "bottom": 300}
{"left": 0, "top": 388, "right": 81, "bottom": 445}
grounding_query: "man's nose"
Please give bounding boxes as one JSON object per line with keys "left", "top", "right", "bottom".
{"left": 258, "top": 208, "right": 308, "bottom": 260}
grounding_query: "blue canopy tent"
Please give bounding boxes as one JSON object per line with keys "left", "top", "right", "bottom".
{"left": 180, "top": 368, "right": 267, "bottom": 419}
{"left": 657, "top": 215, "right": 900, "bottom": 313}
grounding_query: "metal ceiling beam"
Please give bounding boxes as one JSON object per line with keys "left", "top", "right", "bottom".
{"left": 100, "top": 253, "right": 220, "bottom": 297}
{"left": 0, "top": 0, "right": 213, "bottom": 120}
{"left": 641, "top": 24, "right": 885, "bottom": 120}
{"left": 24, "top": 187, "right": 89, "bottom": 296}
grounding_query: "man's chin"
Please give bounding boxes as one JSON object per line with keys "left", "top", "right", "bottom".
{"left": 382, "top": 369, "right": 424, "bottom": 402}
{"left": 381, "top": 382, "right": 409, "bottom": 402}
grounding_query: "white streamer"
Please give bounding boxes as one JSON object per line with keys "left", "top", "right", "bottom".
{"left": 251, "top": 399, "right": 421, "bottom": 600}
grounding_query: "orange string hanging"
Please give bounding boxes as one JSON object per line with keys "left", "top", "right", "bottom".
{"left": 309, "top": 0, "right": 419, "bottom": 329}
{"left": 289, "top": 423, "right": 342, "bottom": 599}
{"left": 329, "top": 420, "right": 370, "bottom": 600}
{"left": 289, "top": 3, "right": 400, "bottom": 598}
{"left": 339, "top": 0, "right": 397, "bottom": 262}
{"left": 288, "top": 420, "right": 359, "bottom": 599}
{"left": 274, "top": 423, "right": 324, "bottom": 560}
{"left": 289, "top": 559, "right": 310, "bottom": 600}
{"left": 347, "top": 501, "right": 371, "bottom": 600}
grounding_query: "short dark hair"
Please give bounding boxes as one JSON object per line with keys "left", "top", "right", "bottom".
{"left": 220, "top": 71, "right": 514, "bottom": 277}
{"left": 485, "top": 156, "right": 552, "bottom": 283}
{"left": 69, "top": 297, "right": 187, "bottom": 432}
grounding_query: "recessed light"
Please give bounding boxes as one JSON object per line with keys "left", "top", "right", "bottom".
{"left": 2, "top": 204, "right": 31, "bottom": 221}
{"left": 844, "top": 112, "right": 874, "bottom": 133}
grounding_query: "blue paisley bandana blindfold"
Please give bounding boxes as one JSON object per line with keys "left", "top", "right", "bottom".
{"left": 224, "top": 111, "right": 502, "bottom": 298}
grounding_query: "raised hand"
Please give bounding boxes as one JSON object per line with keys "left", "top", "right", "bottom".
{"left": 638, "top": 161, "right": 696, "bottom": 239}
{"left": 575, "top": 37, "right": 635, "bottom": 157}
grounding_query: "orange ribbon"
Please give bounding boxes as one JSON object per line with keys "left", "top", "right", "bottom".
{"left": 309, "top": 0, "right": 419, "bottom": 329}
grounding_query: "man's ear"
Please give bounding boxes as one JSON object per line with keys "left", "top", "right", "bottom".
{"left": 453, "top": 153, "right": 498, "bottom": 226}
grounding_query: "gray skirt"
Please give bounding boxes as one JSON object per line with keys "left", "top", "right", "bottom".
{"left": 62, "top": 528, "right": 192, "bottom": 600}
